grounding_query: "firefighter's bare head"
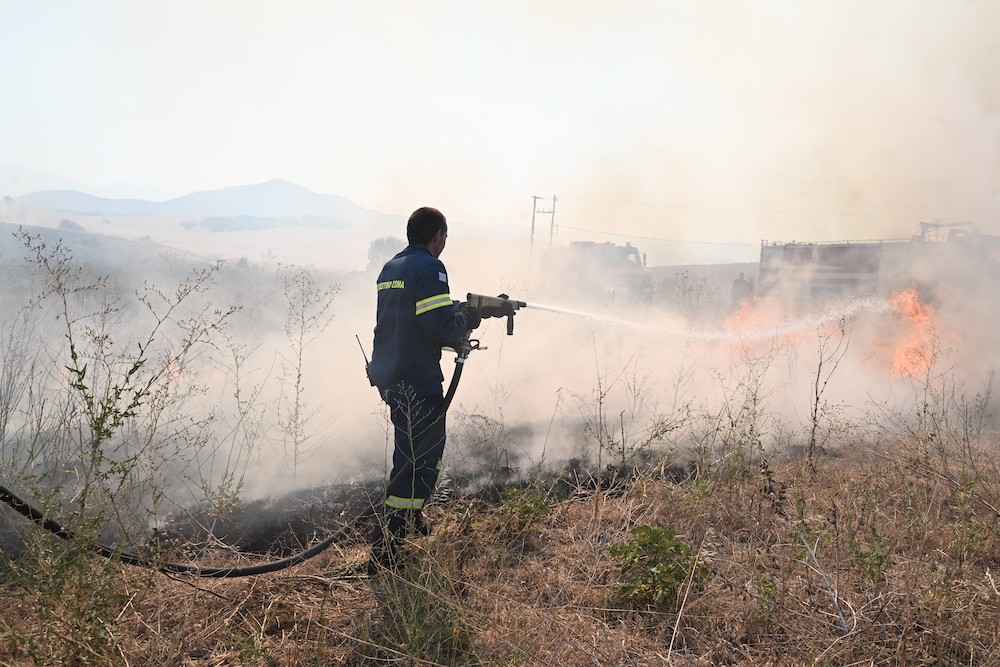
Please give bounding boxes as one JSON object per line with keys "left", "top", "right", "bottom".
{"left": 408, "top": 207, "right": 448, "bottom": 257}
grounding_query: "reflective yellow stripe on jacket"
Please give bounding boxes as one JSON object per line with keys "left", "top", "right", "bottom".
{"left": 386, "top": 495, "right": 425, "bottom": 510}
{"left": 415, "top": 293, "right": 452, "bottom": 316}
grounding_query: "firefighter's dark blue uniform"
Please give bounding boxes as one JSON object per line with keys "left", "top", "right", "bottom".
{"left": 368, "top": 244, "right": 472, "bottom": 545}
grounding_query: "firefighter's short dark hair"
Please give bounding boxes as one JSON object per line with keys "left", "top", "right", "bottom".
{"left": 407, "top": 207, "right": 447, "bottom": 245}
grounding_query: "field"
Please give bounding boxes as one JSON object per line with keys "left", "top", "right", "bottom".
{"left": 2, "top": 438, "right": 998, "bottom": 666}
{"left": 1, "top": 226, "right": 998, "bottom": 665}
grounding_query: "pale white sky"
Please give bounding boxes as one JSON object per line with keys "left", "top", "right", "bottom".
{"left": 3, "top": 1, "right": 999, "bottom": 245}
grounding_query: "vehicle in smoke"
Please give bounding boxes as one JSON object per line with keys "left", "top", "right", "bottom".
{"left": 537, "top": 241, "right": 654, "bottom": 306}
{"left": 757, "top": 221, "right": 1000, "bottom": 305}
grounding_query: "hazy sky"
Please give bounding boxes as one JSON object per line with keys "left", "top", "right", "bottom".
{"left": 3, "top": 1, "right": 999, "bottom": 247}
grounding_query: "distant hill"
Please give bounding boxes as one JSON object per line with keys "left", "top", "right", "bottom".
{"left": 14, "top": 179, "right": 398, "bottom": 227}
{"left": 0, "top": 165, "right": 89, "bottom": 197}
{"left": 15, "top": 189, "right": 158, "bottom": 215}
{"left": 0, "top": 164, "right": 177, "bottom": 200}
{"left": 0, "top": 221, "right": 180, "bottom": 271}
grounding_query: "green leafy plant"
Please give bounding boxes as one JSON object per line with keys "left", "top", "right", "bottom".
{"left": 607, "top": 524, "right": 709, "bottom": 606}
{"left": 847, "top": 524, "right": 894, "bottom": 584}
{"left": 495, "top": 487, "right": 551, "bottom": 537}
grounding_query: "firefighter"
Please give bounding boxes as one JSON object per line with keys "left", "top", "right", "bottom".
{"left": 365, "top": 206, "right": 480, "bottom": 572}
{"left": 731, "top": 272, "right": 752, "bottom": 307}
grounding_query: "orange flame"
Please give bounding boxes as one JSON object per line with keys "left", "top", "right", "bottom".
{"left": 722, "top": 296, "right": 812, "bottom": 348}
{"left": 724, "top": 298, "right": 757, "bottom": 331}
{"left": 888, "top": 286, "right": 936, "bottom": 376}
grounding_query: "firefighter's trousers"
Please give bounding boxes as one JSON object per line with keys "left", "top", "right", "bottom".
{"left": 372, "top": 386, "right": 446, "bottom": 544}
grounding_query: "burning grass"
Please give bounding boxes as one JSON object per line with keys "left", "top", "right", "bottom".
{"left": 887, "top": 286, "right": 940, "bottom": 377}
{"left": 2, "top": 433, "right": 999, "bottom": 666}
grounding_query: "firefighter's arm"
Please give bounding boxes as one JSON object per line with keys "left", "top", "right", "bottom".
{"left": 413, "top": 265, "right": 472, "bottom": 342}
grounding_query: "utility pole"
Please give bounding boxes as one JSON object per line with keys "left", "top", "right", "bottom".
{"left": 530, "top": 195, "right": 542, "bottom": 259}
{"left": 529, "top": 195, "right": 558, "bottom": 279}
{"left": 546, "top": 195, "right": 558, "bottom": 248}
{"left": 530, "top": 195, "right": 557, "bottom": 250}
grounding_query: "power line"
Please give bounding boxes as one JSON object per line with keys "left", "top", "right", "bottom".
{"left": 557, "top": 224, "right": 757, "bottom": 247}
{"left": 556, "top": 195, "right": 925, "bottom": 221}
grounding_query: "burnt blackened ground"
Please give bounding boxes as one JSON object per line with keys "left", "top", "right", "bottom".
{"left": 157, "top": 455, "right": 697, "bottom": 558}
{"left": 0, "top": 454, "right": 697, "bottom": 571}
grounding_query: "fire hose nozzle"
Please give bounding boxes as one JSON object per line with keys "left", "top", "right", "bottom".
{"left": 466, "top": 293, "right": 526, "bottom": 335}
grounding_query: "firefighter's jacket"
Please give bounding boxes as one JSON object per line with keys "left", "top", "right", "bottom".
{"left": 368, "top": 244, "right": 471, "bottom": 395}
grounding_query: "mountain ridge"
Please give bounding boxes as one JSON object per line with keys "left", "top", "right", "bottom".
{"left": 0, "top": 164, "right": 177, "bottom": 200}
{"left": 12, "top": 177, "right": 397, "bottom": 227}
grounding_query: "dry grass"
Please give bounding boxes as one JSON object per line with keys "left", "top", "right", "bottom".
{"left": 2, "top": 437, "right": 999, "bottom": 666}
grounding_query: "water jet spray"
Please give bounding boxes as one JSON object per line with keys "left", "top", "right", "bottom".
{"left": 494, "top": 294, "right": 894, "bottom": 343}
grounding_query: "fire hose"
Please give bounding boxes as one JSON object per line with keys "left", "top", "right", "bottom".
{"left": 0, "top": 294, "right": 524, "bottom": 578}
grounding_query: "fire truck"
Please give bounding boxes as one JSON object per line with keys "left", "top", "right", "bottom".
{"left": 757, "top": 222, "right": 1000, "bottom": 303}
{"left": 537, "top": 241, "right": 654, "bottom": 305}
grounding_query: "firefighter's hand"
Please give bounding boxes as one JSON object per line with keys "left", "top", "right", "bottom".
{"left": 456, "top": 301, "right": 482, "bottom": 330}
